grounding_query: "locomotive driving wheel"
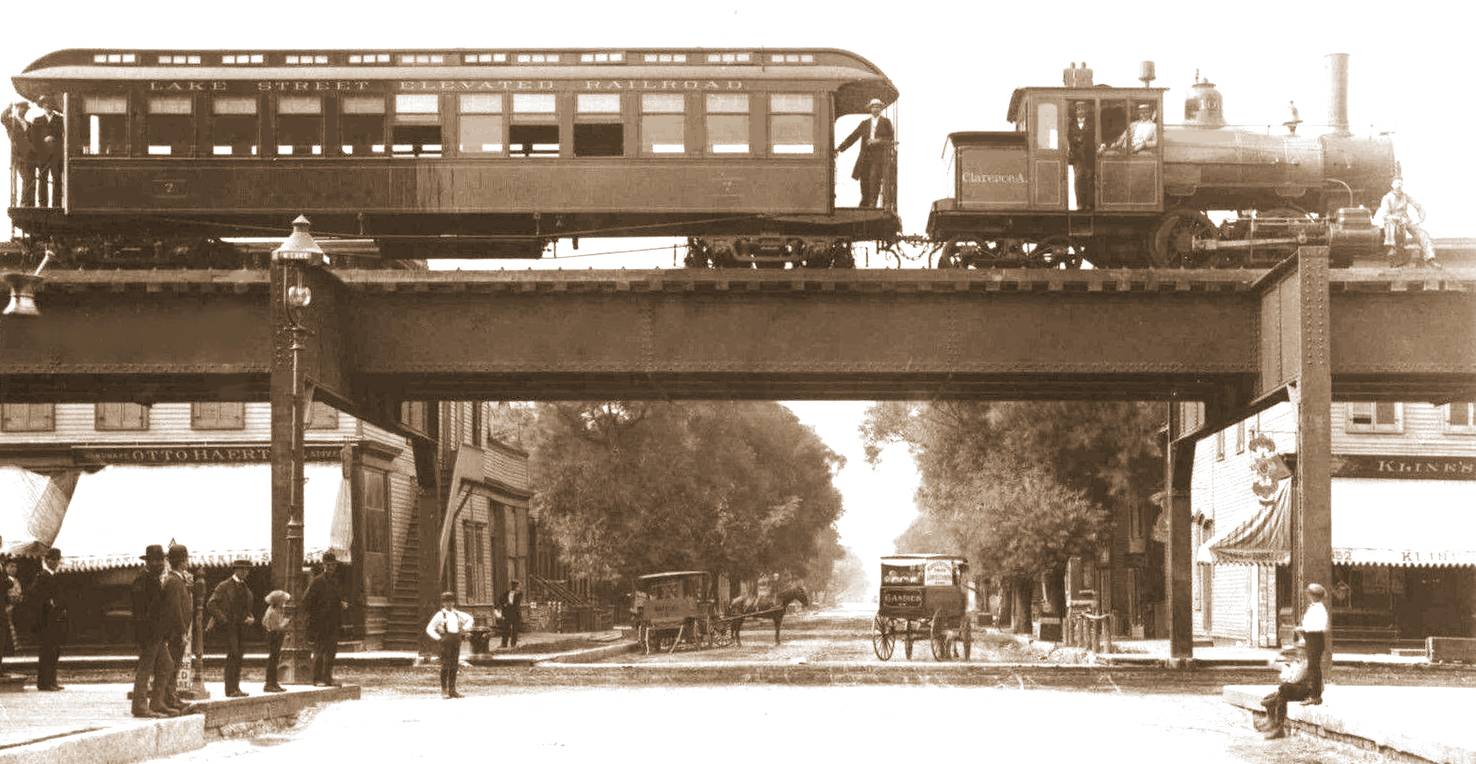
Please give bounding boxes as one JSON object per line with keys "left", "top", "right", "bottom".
{"left": 1150, "top": 209, "right": 1216, "bottom": 268}
{"left": 872, "top": 615, "right": 895, "bottom": 661}
{"left": 1030, "top": 236, "right": 1084, "bottom": 269}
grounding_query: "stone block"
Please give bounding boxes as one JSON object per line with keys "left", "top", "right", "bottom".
{"left": 1426, "top": 636, "right": 1476, "bottom": 664}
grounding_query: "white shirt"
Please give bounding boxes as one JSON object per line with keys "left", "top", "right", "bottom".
{"left": 868, "top": 116, "right": 879, "bottom": 141}
{"left": 1300, "top": 601, "right": 1329, "bottom": 633}
{"left": 426, "top": 608, "right": 474, "bottom": 639}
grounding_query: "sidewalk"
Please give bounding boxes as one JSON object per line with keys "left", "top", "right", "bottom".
{"left": 0, "top": 630, "right": 626, "bottom": 672}
{"left": 0, "top": 681, "right": 357, "bottom": 764}
{"left": 1223, "top": 684, "right": 1476, "bottom": 764}
{"left": 991, "top": 630, "right": 1429, "bottom": 667}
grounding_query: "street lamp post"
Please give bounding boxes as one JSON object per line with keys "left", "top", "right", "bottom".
{"left": 271, "top": 216, "right": 323, "bottom": 683}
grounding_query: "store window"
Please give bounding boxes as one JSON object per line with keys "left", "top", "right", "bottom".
{"left": 1446, "top": 402, "right": 1476, "bottom": 434}
{"left": 190, "top": 402, "right": 245, "bottom": 430}
{"left": 705, "top": 94, "right": 749, "bottom": 154}
{"left": 275, "top": 96, "right": 323, "bottom": 155}
{"left": 96, "top": 402, "right": 148, "bottom": 431}
{"left": 1346, "top": 402, "right": 1403, "bottom": 433}
{"left": 146, "top": 96, "right": 194, "bottom": 156}
{"left": 769, "top": 94, "right": 815, "bottom": 154}
{"left": 458, "top": 95, "right": 503, "bottom": 155}
{"left": 462, "top": 519, "right": 488, "bottom": 601}
{"left": 81, "top": 96, "right": 128, "bottom": 156}
{"left": 1, "top": 403, "right": 54, "bottom": 432}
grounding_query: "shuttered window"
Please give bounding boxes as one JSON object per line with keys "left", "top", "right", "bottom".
{"left": 190, "top": 402, "right": 245, "bottom": 430}
{"left": 95, "top": 402, "right": 149, "bottom": 431}
{"left": 1, "top": 403, "right": 55, "bottom": 432}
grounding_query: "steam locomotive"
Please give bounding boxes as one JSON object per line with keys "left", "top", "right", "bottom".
{"left": 927, "top": 55, "right": 1394, "bottom": 268}
{"left": 5, "top": 49, "right": 1395, "bottom": 269}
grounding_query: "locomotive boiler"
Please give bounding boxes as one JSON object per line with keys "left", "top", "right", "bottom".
{"left": 928, "top": 54, "right": 1394, "bottom": 268}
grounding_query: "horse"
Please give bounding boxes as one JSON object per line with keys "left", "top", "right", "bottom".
{"left": 725, "top": 585, "right": 810, "bottom": 646}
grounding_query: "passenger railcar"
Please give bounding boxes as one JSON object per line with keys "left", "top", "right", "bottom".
{"left": 8, "top": 47, "right": 899, "bottom": 266}
{"left": 927, "top": 57, "right": 1393, "bottom": 268}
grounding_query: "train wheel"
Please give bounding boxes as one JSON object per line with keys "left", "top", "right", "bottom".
{"left": 872, "top": 616, "right": 895, "bottom": 661}
{"left": 1032, "top": 236, "right": 1083, "bottom": 269}
{"left": 1150, "top": 209, "right": 1216, "bottom": 268}
{"left": 929, "top": 611, "right": 950, "bottom": 662}
{"left": 938, "top": 237, "right": 966, "bottom": 268}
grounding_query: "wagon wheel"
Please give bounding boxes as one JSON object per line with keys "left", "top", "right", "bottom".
{"left": 712, "top": 618, "right": 735, "bottom": 648}
{"left": 961, "top": 615, "right": 973, "bottom": 662}
{"left": 929, "top": 610, "right": 951, "bottom": 662}
{"left": 1150, "top": 209, "right": 1217, "bottom": 268}
{"left": 871, "top": 616, "right": 895, "bottom": 661}
{"left": 668, "top": 623, "right": 685, "bottom": 654}
{"left": 639, "top": 624, "right": 652, "bottom": 655}
{"left": 904, "top": 620, "right": 914, "bottom": 660}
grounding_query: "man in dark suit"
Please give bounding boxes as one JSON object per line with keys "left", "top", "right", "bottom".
{"left": 207, "top": 560, "right": 254, "bottom": 697}
{"left": 499, "top": 580, "right": 524, "bottom": 648}
{"left": 31, "top": 547, "right": 66, "bottom": 691}
{"left": 130, "top": 545, "right": 177, "bottom": 717}
{"left": 834, "top": 98, "right": 895, "bottom": 208}
{"left": 28, "top": 95, "right": 63, "bottom": 207}
{"left": 1, "top": 101, "right": 32, "bottom": 206}
{"left": 160, "top": 544, "right": 193, "bottom": 711}
{"left": 1067, "top": 100, "right": 1095, "bottom": 210}
{"left": 302, "top": 551, "right": 344, "bottom": 686}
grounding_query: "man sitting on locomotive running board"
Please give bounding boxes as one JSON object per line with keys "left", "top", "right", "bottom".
{"left": 1374, "top": 178, "right": 1439, "bottom": 267}
{"left": 1102, "top": 103, "right": 1157, "bottom": 154}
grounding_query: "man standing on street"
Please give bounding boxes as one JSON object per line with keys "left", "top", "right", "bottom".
{"left": 499, "top": 580, "right": 524, "bottom": 648}
{"left": 207, "top": 560, "right": 255, "bottom": 697}
{"left": 1296, "top": 582, "right": 1329, "bottom": 704}
{"left": 31, "top": 547, "right": 66, "bottom": 691}
{"left": 160, "top": 544, "right": 193, "bottom": 712}
{"left": 425, "top": 592, "right": 473, "bottom": 699}
{"left": 130, "top": 545, "right": 177, "bottom": 718}
{"left": 303, "top": 551, "right": 344, "bottom": 686}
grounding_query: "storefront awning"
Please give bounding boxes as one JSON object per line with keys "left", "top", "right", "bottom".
{"left": 1198, "top": 480, "right": 1291, "bottom": 566}
{"left": 1331, "top": 478, "right": 1476, "bottom": 567}
{"left": 0, "top": 466, "right": 80, "bottom": 557}
{"left": 48, "top": 464, "right": 351, "bottom": 572}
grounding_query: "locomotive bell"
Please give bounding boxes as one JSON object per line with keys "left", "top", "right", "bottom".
{"left": 2, "top": 272, "right": 43, "bottom": 317}
{"left": 1183, "top": 79, "right": 1226, "bottom": 128}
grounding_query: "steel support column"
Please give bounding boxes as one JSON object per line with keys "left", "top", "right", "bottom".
{"left": 1165, "top": 400, "right": 1196, "bottom": 664}
{"left": 1292, "top": 247, "right": 1333, "bottom": 665}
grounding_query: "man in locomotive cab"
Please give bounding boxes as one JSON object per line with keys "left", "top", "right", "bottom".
{"left": 1067, "top": 100, "right": 1095, "bottom": 209}
{"left": 834, "top": 97, "right": 895, "bottom": 208}
{"left": 1103, "top": 102, "right": 1157, "bottom": 154}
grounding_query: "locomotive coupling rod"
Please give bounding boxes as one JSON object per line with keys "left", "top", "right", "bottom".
{"left": 1194, "top": 237, "right": 1305, "bottom": 251}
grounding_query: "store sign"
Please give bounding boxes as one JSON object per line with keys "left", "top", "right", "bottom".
{"left": 924, "top": 560, "right": 954, "bottom": 587}
{"left": 1332, "top": 455, "right": 1476, "bottom": 481}
{"left": 77, "top": 445, "right": 345, "bottom": 464}
{"left": 1333, "top": 548, "right": 1476, "bottom": 565}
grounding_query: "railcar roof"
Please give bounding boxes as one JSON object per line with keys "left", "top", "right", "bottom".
{"left": 14, "top": 48, "right": 898, "bottom": 114}
{"left": 1006, "top": 86, "right": 1168, "bottom": 123}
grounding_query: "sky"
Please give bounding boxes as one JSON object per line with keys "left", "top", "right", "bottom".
{"left": 2, "top": 0, "right": 1465, "bottom": 587}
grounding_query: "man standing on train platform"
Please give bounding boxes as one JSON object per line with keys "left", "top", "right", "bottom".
{"left": 303, "top": 551, "right": 345, "bottom": 686}
{"left": 1067, "top": 100, "right": 1095, "bottom": 210}
{"left": 207, "top": 559, "right": 254, "bottom": 697}
{"left": 1295, "top": 582, "right": 1329, "bottom": 704}
{"left": 31, "top": 547, "right": 66, "bottom": 691}
{"left": 834, "top": 98, "right": 895, "bottom": 208}
{"left": 160, "top": 544, "right": 194, "bottom": 712}
{"left": 27, "top": 95, "right": 63, "bottom": 207}
{"left": 130, "top": 545, "right": 178, "bottom": 718}
{"left": 1374, "top": 178, "right": 1439, "bottom": 267}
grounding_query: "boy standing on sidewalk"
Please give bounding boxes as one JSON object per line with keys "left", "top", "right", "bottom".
{"left": 262, "top": 590, "right": 291, "bottom": 693}
{"left": 425, "top": 592, "right": 474, "bottom": 699}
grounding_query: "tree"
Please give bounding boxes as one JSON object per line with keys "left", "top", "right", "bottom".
{"left": 863, "top": 401, "right": 1161, "bottom": 629}
{"left": 527, "top": 402, "right": 844, "bottom": 593}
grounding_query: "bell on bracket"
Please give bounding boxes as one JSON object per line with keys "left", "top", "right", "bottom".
{"left": 2, "top": 272, "right": 43, "bottom": 317}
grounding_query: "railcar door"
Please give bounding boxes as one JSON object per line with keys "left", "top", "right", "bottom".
{"left": 1096, "top": 96, "right": 1162, "bottom": 211}
{"left": 1028, "top": 95, "right": 1066, "bottom": 210}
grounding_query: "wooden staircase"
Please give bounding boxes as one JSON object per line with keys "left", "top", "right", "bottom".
{"left": 384, "top": 511, "right": 425, "bottom": 650}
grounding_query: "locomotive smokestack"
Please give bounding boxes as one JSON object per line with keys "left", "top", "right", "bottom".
{"left": 1326, "top": 53, "right": 1350, "bottom": 136}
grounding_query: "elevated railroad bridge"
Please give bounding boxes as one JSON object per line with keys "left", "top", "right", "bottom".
{"left": 0, "top": 252, "right": 1473, "bottom": 665}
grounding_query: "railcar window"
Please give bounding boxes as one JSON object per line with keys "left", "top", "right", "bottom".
{"left": 210, "top": 97, "right": 259, "bottom": 156}
{"left": 458, "top": 95, "right": 504, "bottom": 155}
{"left": 640, "top": 94, "right": 685, "bottom": 155}
{"left": 1099, "top": 101, "right": 1128, "bottom": 154}
{"left": 705, "top": 94, "right": 749, "bottom": 154}
{"left": 1036, "top": 102, "right": 1058, "bottom": 150}
{"left": 392, "top": 94, "right": 442, "bottom": 157}
{"left": 510, "top": 94, "right": 559, "bottom": 157}
{"left": 768, "top": 94, "right": 814, "bottom": 154}
{"left": 276, "top": 96, "right": 323, "bottom": 156}
{"left": 81, "top": 96, "right": 128, "bottom": 156}
{"left": 574, "top": 93, "right": 623, "bottom": 157}
{"left": 340, "top": 96, "right": 386, "bottom": 155}
{"left": 146, "top": 96, "right": 194, "bottom": 156}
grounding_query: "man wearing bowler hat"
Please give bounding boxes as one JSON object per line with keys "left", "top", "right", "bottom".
{"left": 130, "top": 545, "right": 177, "bottom": 717}
{"left": 303, "top": 551, "right": 345, "bottom": 686}
{"left": 31, "top": 547, "right": 66, "bottom": 691}
{"left": 207, "top": 559, "right": 255, "bottom": 697}
{"left": 160, "top": 544, "right": 193, "bottom": 711}
{"left": 834, "top": 97, "right": 894, "bottom": 208}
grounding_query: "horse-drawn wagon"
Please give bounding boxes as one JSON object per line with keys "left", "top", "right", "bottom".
{"left": 631, "top": 571, "right": 810, "bottom": 653}
{"left": 872, "top": 554, "right": 973, "bottom": 661}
